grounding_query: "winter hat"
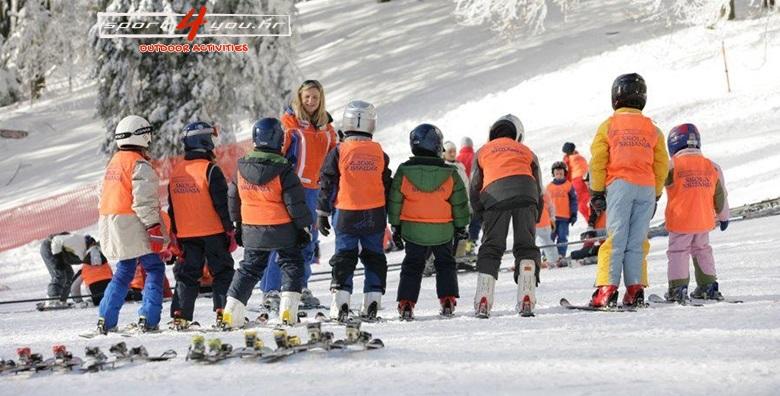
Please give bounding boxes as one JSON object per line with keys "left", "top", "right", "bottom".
{"left": 460, "top": 137, "right": 473, "bottom": 148}
{"left": 443, "top": 141, "right": 457, "bottom": 152}
{"left": 562, "top": 142, "right": 576, "bottom": 155}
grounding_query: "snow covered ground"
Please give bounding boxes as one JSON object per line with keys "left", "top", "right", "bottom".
{"left": 1, "top": 212, "right": 779, "bottom": 395}
{"left": 1, "top": 0, "right": 780, "bottom": 393}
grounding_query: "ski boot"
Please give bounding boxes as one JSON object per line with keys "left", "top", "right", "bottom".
{"left": 280, "top": 291, "right": 301, "bottom": 326}
{"left": 330, "top": 289, "right": 351, "bottom": 322}
{"left": 222, "top": 296, "right": 247, "bottom": 329}
{"left": 440, "top": 296, "right": 456, "bottom": 317}
{"left": 589, "top": 285, "right": 618, "bottom": 308}
{"left": 474, "top": 273, "right": 495, "bottom": 318}
{"left": 691, "top": 282, "right": 723, "bottom": 300}
{"left": 170, "top": 310, "right": 197, "bottom": 331}
{"left": 301, "top": 288, "right": 321, "bottom": 308}
{"left": 262, "top": 290, "right": 281, "bottom": 312}
{"left": 623, "top": 284, "right": 645, "bottom": 308}
{"left": 186, "top": 335, "right": 207, "bottom": 361}
{"left": 398, "top": 299, "right": 415, "bottom": 321}
{"left": 360, "top": 292, "right": 382, "bottom": 321}
{"left": 516, "top": 259, "right": 536, "bottom": 317}
{"left": 137, "top": 316, "right": 159, "bottom": 333}
{"left": 96, "top": 317, "right": 108, "bottom": 335}
{"left": 665, "top": 285, "right": 690, "bottom": 304}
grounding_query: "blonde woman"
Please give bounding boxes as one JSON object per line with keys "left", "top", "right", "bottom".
{"left": 261, "top": 80, "right": 338, "bottom": 310}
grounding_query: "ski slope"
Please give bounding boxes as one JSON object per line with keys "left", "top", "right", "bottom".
{"left": 1, "top": 0, "right": 780, "bottom": 393}
{"left": 1, "top": 213, "right": 779, "bottom": 394}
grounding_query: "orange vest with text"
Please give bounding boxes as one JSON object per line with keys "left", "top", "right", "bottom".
{"left": 335, "top": 141, "right": 386, "bottom": 211}
{"left": 477, "top": 138, "right": 534, "bottom": 191}
{"left": 606, "top": 112, "right": 658, "bottom": 187}
{"left": 99, "top": 150, "right": 146, "bottom": 216}
{"left": 665, "top": 154, "right": 719, "bottom": 233}
{"left": 399, "top": 176, "right": 454, "bottom": 224}
{"left": 547, "top": 181, "right": 572, "bottom": 219}
{"left": 237, "top": 173, "right": 291, "bottom": 226}
{"left": 169, "top": 159, "right": 225, "bottom": 238}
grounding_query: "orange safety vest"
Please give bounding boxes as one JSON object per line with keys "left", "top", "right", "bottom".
{"left": 536, "top": 191, "right": 553, "bottom": 228}
{"left": 130, "top": 265, "right": 145, "bottom": 290}
{"left": 593, "top": 211, "right": 606, "bottom": 230}
{"left": 606, "top": 112, "right": 658, "bottom": 188}
{"left": 281, "top": 113, "right": 337, "bottom": 190}
{"left": 477, "top": 138, "right": 534, "bottom": 191}
{"left": 81, "top": 263, "right": 113, "bottom": 286}
{"left": 399, "top": 176, "right": 454, "bottom": 224}
{"left": 237, "top": 173, "right": 291, "bottom": 226}
{"left": 665, "top": 154, "right": 719, "bottom": 233}
{"left": 565, "top": 152, "right": 589, "bottom": 180}
{"left": 99, "top": 150, "right": 146, "bottom": 215}
{"left": 547, "top": 181, "right": 572, "bottom": 219}
{"left": 335, "top": 141, "right": 386, "bottom": 211}
{"left": 169, "top": 159, "right": 225, "bottom": 238}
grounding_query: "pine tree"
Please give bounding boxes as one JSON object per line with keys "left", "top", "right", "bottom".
{"left": 4, "top": 0, "right": 52, "bottom": 104}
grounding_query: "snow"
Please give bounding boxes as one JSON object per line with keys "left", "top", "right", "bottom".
{"left": 1, "top": 0, "right": 780, "bottom": 393}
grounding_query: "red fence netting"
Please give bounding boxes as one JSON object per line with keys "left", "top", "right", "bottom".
{"left": 0, "top": 139, "right": 254, "bottom": 252}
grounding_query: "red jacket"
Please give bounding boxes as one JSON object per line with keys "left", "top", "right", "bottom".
{"left": 457, "top": 146, "right": 475, "bottom": 178}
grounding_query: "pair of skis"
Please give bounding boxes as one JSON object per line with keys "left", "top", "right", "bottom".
{"left": 560, "top": 293, "right": 744, "bottom": 312}
{"left": 0, "top": 343, "right": 175, "bottom": 375}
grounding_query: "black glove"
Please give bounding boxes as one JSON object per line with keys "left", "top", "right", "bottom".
{"left": 317, "top": 215, "right": 331, "bottom": 237}
{"left": 391, "top": 225, "right": 404, "bottom": 249}
{"left": 454, "top": 227, "right": 468, "bottom": 241}
{"left": 590, "top": 191, "right": 606, "bottom": 213}
{"left": 652, "top": 195, "right": 661, "bottom": 218}
{"left": 297, "top": 227, "right": 312, "bottom": 249}
{"left": 569, "top": 215, "right": 577, "bottom": 226}
{"left": 719, "top": 220, "right": 729, "bottom": 231}
{"left": 234, "top": 223, "right": 243, "bottom": 247}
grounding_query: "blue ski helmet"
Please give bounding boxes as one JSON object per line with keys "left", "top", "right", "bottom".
{"left": 182, "top": 121, "right": 216, "bottom": 152}
{"left": 252, "top": 118, "right": 284, "bottom": 151}
{"left": 667, "top": 123, "right": 701, "bottom": 156}
{"left": 409, "top": 123, "right": 444, "bottom": 157}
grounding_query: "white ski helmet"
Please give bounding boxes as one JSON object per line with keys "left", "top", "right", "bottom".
{"left": 494, "top": 114, "right": 525, "bottom": 142}
{"left": 115, "top": 115, "right": 153, "bottom": 148}
{"left": 342, "top": 100, "right": 377, "bottom": 134}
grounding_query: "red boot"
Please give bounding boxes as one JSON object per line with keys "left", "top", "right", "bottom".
{"left": 589, "top": 285, "right": 618, "bottom": 308}
{"left": 398, "top": 300, "right": 415, "bottom": 321}
{"left": 439, "top": 296, "right": 457, "bottom": 317}
{"left": 623, "top": 284, "right": 645, "bottom": 307}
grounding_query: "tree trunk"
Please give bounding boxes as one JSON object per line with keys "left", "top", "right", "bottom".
{"left": 728, "top": 0, "right": 736, "bottom": 20}
{"left": 764, "top": 0, "right": 776, "bottom": 9}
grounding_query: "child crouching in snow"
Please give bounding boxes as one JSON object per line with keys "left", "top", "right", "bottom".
{"left": 664, "top": 123, "right": 729, "bottom": 302}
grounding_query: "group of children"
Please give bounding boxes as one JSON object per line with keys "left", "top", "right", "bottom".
{"left": 58, "top": 72, "right": 731, "bottom": 334}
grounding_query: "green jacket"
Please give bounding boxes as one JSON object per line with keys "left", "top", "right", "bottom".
{"left": 388, "top": 156, "right": 470, "bottom": 246}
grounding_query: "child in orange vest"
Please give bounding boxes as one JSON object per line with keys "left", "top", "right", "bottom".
{"left": 547, "top": 161, "right": 577, "bottom": 258}
{"left": 317, "top": 100, "right": 392, "bottom": 322}
{"left": 535, "top": 188, "right": 560, "bottom": 267}
{"left": 664, "top": 124, "right": 729, "bottom": 302}
{"left": 562, "top": 142, "right": 591, "bottom": 219}
{"left": 588, "top": 73, "right": 669, "bottom": 308}
{"left": 388, "top": 124, "right": 470, "bottom": 319}
{"left": 222, "top": 118, "right": 313, "bottom": 328}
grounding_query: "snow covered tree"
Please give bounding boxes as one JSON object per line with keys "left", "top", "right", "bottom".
{"left": 47, "top": 0, "right": 92, "bottom": 92}
{"left": 453, "top": 0, "right": 581, "bottom": 36}
{"left": 4, "top": 0, "right": 52, "bottom": 104}
{"left": 92, "top": 0, "right": 300, "bottom": 158}
{"left": 636, "top": 0, "right": 737, "bottom": 26}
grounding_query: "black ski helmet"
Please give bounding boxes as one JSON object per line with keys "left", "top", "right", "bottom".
{"left": 562, "top": 142, "right": 576, "bottom": 155}
{"left": 182, "top": 121, "right": 217, "bottom": 152}
{"left": 409, "top": 123, "right": 444, "bottom": 157}
{"left": 551, "top": 161, "right": 568, "bottom": 177}
{"left": 612, "top": 73, "right": 647, "bottom": 111}
{"left": 252, "top": 118, "right": 284, "bottom": 151}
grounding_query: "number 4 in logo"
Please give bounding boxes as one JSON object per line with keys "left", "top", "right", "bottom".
{"left": 177, "top": 6, "right": 207, "bottom": 41}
